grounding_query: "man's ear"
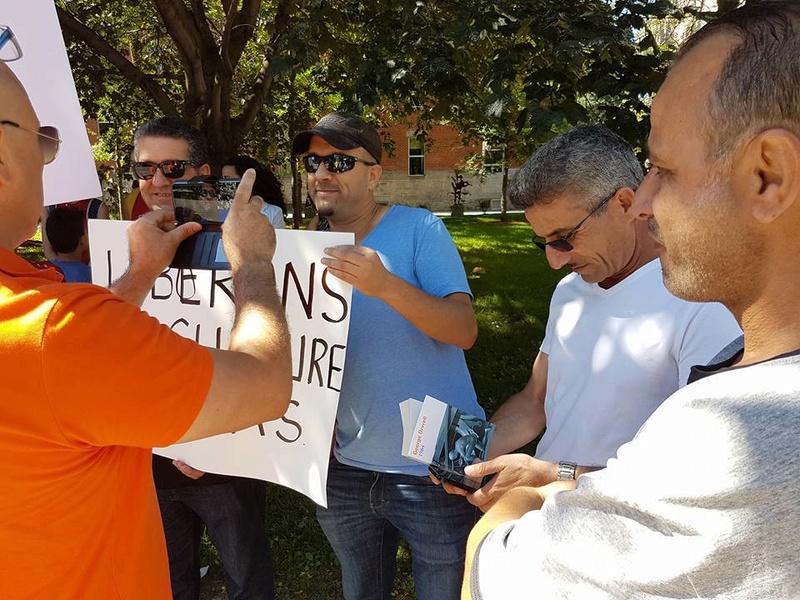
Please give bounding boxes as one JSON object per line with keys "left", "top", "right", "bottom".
{"left": 367, "top": 164, "right": 383, "bottom": 191}
{"left": 615, "top": 187, "right": 636, "bottom": 217}
{"left": 737, "top": 128, "right": 800, "bottom": 224}
{"left": 198, "top": 163, "right": 211, "bottom": 177}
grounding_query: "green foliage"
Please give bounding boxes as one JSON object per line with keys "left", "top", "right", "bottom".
{"left": 58, "top": 0, "right": 685, "bottom": 177}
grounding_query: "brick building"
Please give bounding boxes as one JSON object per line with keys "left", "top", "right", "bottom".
{"left": 371, "top": 120, "right": 510, "bottom": 212}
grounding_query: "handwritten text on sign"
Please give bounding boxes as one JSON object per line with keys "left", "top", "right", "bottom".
{"left": 89, "top": 220, "right": 353, "bottom": 506}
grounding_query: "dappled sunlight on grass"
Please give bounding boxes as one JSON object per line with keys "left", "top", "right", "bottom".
{"left": 446, "top": 216, "right": 566, "bottom": 413}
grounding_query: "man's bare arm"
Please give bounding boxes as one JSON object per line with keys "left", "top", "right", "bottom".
{"left": 488, "top": 351, "right": 549, "bottom": 456}
{"left": 174, "top": 169, "right": 292, "bottom": 442}
{"left": 460, "top": 455, "right": 600, "bottom": 511}
{"left": 322, "top": 244, "right": 477, "bottom": 348}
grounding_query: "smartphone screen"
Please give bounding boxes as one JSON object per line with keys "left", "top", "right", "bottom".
{"left": 170, "top": 177, "right": 240, "bottom": 269}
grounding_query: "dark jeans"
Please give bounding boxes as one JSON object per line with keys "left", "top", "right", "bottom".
{"left": 157, "top": 478, "right": 275, "bottom": 600}
{"left": 317, "top": 459, "right": 478, "bottom": 600}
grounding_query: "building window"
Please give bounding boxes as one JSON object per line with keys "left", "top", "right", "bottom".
{"left": 483, "top": 142, "right": 505, "bottom": 173}
{"left": 409, "top": 136, "right": 425, "bottom": 176}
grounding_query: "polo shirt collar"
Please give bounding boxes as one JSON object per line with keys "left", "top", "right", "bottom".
{"left": 0, "top": 248, "right": 63, "bottom": 282}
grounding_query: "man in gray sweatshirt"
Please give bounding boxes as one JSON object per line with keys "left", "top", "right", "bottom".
{"left": 465, "top": 3, "right": 800, "bottom": 598}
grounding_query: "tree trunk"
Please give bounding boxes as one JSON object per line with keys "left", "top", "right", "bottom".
{"left": 717, "top": 0, "right": 742, "bottom": 15}
{"left": 500, "top": 146, "right": 509, "bottom": 223}
{"left": 291, "top": 158, "right": 304, "bottom": 230}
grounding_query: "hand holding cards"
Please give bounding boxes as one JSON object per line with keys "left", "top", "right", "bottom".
{"left": 399, "top": 395, "right": 495, "bottom": 492}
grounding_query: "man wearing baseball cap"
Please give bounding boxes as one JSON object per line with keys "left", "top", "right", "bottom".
{"left": 293, "top": 112, "right": 484, "bottom": 600}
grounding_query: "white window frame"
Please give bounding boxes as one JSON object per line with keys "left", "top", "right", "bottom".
{"left": 408, "top": 134, "right": 425, "bottom": 176}
{"left": 482, "top": 141, "right": 505, "bottom": 173}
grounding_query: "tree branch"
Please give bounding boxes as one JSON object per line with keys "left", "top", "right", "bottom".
{"left": 233, "top": 0, "right": 292, "bottom": 140}
{"left": 56, "top": 6, "right": 178, "bottom": 116}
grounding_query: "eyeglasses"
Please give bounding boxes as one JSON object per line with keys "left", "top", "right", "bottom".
{"left": 532, "top": 190, "right": 617, "bottom": 252}
{"left": 0, "top": 121, "right": 61, "bottom": 164}
{"left": 0, "top": 25, "right": 22, "bottom": 62}
{"left": 303, "top": 153, "right": 376, "bottom": 174}
{"left": 132, "top": 160, "right": 197, "bottom": 181}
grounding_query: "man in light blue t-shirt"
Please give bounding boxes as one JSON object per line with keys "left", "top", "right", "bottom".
{"left": 293, "top": 112, "right": 483, "bottom": 600}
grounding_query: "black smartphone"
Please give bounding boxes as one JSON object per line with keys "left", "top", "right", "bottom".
{"left": 171, "top": 176, "right": 240, "bottom": 270}
{"left": 428, "top": 464, "right": 487, "bottom": 493}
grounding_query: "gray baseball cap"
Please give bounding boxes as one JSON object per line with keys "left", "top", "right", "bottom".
{"left": 292, "top": 112, "right": 382, "bottom": 164}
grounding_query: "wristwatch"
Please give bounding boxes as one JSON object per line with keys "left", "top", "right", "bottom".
{"left": 556, "top": 461, "right": 578, "bottom": 481}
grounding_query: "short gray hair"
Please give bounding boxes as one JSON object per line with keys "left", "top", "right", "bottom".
{"left": 132, "top": 117, "right": 209, "bottom": 166}
{"left": 677, "top": 1, "right": 800, "bottom": 165}
{"left": 508, "top": 125, "right": 642, "bottom": 211}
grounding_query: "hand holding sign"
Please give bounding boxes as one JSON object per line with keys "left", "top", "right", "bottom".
{"left": 321, "top": 245, "right": 393, "bottom": 298}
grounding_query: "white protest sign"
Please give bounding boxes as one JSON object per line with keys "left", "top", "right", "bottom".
{"left": 89, "top": 220, "right": 353, "bottom": 506}
{"left": 3, "top": 0, "right": 102, "bottom": 205}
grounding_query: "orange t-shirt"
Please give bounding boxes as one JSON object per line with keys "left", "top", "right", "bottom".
{"left": 0, "top": 249, "right": 213, "bottom": 599}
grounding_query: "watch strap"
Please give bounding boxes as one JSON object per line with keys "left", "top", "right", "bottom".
{"left": 556, "top": 461, "right": 578, "bottom": 481}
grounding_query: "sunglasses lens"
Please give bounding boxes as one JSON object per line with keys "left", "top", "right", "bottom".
{"left": 551, "top": 240, "right": 573, "bottom": 252}
{"left": 132, "top": 161, "right": 188, "bottom": 180}
{"left": 328, "top": 155, "right": 356, "bottom": 173}
{"left": 303, "top": 156, "right": 320, "bottom": 173}
{"left": 532, "top": 237, "right": 572, "bottom": 253}
{"left": 160, "top": 161, "right": 186, "bottom": 179}
{"left": 303, "top": 154, "right": 358, "bottom": 174}
{"left": 132, "top": 163, "right": 156, "bottom": 180}
{"left": 39, "top": 126, "right": 59, "bottom": 164}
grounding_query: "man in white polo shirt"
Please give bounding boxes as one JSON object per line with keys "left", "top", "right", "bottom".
{"left": 445, "top": 125, "right": 741, "bottom": 511}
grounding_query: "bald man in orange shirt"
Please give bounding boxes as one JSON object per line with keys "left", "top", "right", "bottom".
{"left": 0, "top": 47, "right": 291, "bottom": 599}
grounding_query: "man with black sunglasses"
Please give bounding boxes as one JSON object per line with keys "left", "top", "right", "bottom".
{"left": 441, "top": 125, "right": 740, "bottom": 513}
{"left": 128, "top": 117, "right": 211, "bottom": 219}
{"left": 0, "top": 61, "right": 291, "bottom": 599}
{"left": 292, "top": 112, "right": 485, "bottom": 600}
{"left": 129, "top": 117, "right": 279, "bottom": 600}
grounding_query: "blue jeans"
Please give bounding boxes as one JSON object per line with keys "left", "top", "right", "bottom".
{"left": 157, "top": 478, "right": 275, "bottom": 600}
{"left": 317, "top": 459, "right": 478, "bottom": 600}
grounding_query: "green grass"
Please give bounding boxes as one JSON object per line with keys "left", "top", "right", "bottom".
{"left": 17, "top": 216, "right": 565, "bottom": 599}
{"left": 200, "top": 213, "right": 566, "bottom": 599}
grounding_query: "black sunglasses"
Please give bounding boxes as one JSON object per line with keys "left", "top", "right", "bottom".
{"left": 132, "top": 160, "right": 197, "bottom": 181}
{"left": 532, "top": 190, "right": 617, "bottom": 253}
{"left": 303, "top": 153, "right": 376, "bottom": 174}
{"left": 0, "top": 120, "right": 61, "bottom": 164}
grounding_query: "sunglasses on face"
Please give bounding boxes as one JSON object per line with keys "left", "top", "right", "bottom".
{"left": 302, "top": 153, "right": 376, "bottom": 174}
{"left": 532, "top": 190, "right": 617, "bottom": 253}
{"left": 0, "top": 121, "right": 61, "bottom": 164}
{"left": 132, "top": 160, "right": 196, "bottom": 181}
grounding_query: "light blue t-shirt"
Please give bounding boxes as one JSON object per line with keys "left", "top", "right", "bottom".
{"left": 334, "top": 205, "right": 483, "bottom": 476}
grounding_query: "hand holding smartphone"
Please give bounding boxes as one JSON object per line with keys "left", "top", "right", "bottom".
{"left": 428, "top": 464, "right": 489, "bottom": 493}
{"left": 171, "top": 176, "right": 240, "bottom": 269}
